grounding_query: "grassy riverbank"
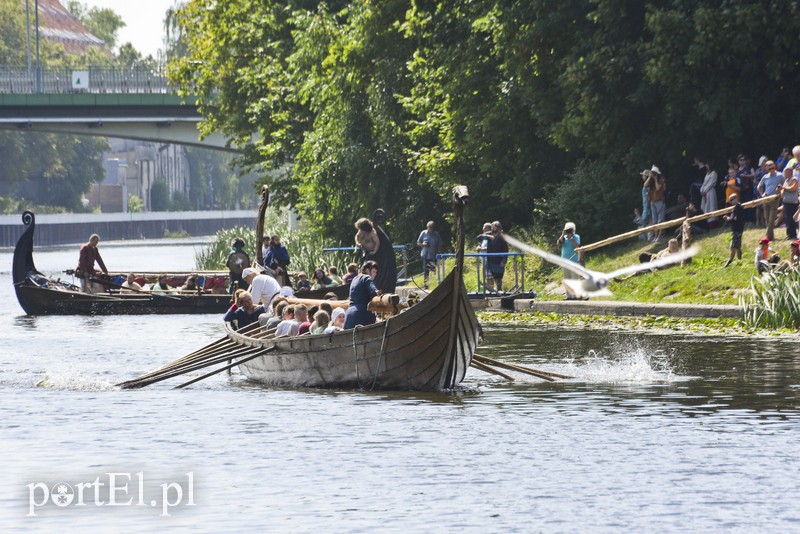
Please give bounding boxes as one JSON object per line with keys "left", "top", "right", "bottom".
{"left": 420, "top": 225, "right": 783, "bottom": 306}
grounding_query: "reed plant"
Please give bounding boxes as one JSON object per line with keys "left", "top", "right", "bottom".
{"left": 195, "top": 219, "right": 358, "bottom": 279}
{"left": 741, "top": 268, "right": 800, "bottom": 329}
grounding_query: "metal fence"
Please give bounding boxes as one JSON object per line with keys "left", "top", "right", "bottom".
{"left": 437, "top": 252, "right": 526, "bottom": 295}
{"left": 0, "top": 66, "right": 172, "bottom": 94}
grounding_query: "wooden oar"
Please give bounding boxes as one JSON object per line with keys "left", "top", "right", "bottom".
{"left": 90, "top": 277, "right": 182, "bottom": 301}
{"left": 117, "top": 326, "right": 278, "bottom": 389}
{"left": 473, "top": 354, "right": 573, "bottom": 381}
{"left": 470, "top": 360, "right": 515, "bottom": 381}
{"left": 174, "top": 346, "right": 277, "bottom": 389}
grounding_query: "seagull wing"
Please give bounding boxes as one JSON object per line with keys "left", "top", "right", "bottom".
{"left": 563, "top": 279, "right": 613, "bottom": 299}
{"left": 605, "top": 246, "right": 699, "bottom": 279}
{"left": 505, "top": 234, "right": 598, "bottom": 279}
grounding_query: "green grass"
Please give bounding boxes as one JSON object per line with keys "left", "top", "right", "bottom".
{"left": 417, "top": 226, "right": 770, "bottom": 304}
{"left": 533, "top": 225, "right": 784, "bottom": 305}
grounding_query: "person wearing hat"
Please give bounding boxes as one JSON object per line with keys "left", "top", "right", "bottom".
{"left": 324, "top": 307, "right": 346, "bottom": 334}
{"left": 755, "top": 237, "right": 780, "bottom": 274}
{"left": 557, "top": 222, "right": 583, "bottom": 300}
{"left": 647, "top": 165, "right": 667, "bottom": 242}
{"left": 723, "top": 193, "right": 745, "bottom": 267}
{"left": 242, "top": 267, "right": 281, "bottom": 311}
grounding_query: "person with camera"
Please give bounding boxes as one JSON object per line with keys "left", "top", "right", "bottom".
{"left": 557, "top": 222, "right": 583, "bottom": 300}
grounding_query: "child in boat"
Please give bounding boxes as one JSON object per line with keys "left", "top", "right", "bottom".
{"left": 311, "top": 310, "right": 330, "bottom": 335}
{"left": 295, "top": 271, "right": 311, "bottom": 291}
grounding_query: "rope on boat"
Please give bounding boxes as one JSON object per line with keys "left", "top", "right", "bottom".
{"left": 369, "top": 319, "right": 391, "bottom": 391}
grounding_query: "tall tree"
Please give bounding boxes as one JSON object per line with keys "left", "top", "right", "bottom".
{"left": 66, "top": 1, "right": 126, "bottom": 50}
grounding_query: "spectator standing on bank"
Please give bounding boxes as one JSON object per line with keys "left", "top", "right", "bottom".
{"left": 723, "top": 194, "right": 745, "bottom": 267}
{"left": 557, "top": 222, "right": 582, "bottom": 299}
{"left": 699, "top": 159, "right": 718, "bottom": 228}
{"left": 416, "top": 221, "right": 441, "bottom": 288}
{"left": 756, "top": 160, "right": 784, "bottom": 241}
{"left": 780, "top": 164, "right": 799, "bottom": 240}
{"left": 486, "top": 221, "right": 509, "bottom": 292}
{"left": 648, "top": 166, "right": 667, "bottom": 242}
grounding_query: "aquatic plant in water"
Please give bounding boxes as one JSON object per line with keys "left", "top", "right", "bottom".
{"left": 741, "top": 269, "right": 800, "bottom": 329}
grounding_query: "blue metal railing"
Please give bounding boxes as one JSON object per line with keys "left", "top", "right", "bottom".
{"left": 436, "top": 252, "right": 525, "bottom": 295}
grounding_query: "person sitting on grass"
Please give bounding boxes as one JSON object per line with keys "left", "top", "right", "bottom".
{"left": 755, "top": 237, "right": 780, "bottom": 274}
{"left": 640, "top": 238, "right": 681, "bottom": 262}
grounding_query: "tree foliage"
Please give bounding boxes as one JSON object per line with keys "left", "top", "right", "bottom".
{"left": 67, "top": 1, "right": 126, "bottom": 50}
{"left": 169, "top": 0, "right": 800, "bottom": 244}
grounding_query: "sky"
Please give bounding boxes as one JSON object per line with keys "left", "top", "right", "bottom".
{"left": 74, "top": 0, "right": 179, "bottom": 58}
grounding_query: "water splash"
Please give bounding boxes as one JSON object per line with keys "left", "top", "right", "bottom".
{"left": 558, "top": 342, "right": 684, "bottom": 384}
{"left": 36, "top": 372, "right": 117, "bottom": 392}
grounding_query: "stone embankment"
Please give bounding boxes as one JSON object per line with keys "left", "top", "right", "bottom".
{"left": 481, "top": 298, "right": 741, "bottom": 319}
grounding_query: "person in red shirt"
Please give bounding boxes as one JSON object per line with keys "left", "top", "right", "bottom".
{"left": 77, "top": 233, "right": 108, "bottom": 293}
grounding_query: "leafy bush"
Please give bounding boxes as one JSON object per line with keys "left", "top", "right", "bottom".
{"left": 546, "top": 159, "right": 640, "bottom": 245}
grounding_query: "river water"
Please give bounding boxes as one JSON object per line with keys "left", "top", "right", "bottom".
{"left": 1, "top": 240, "right": 799, "bottom": 532}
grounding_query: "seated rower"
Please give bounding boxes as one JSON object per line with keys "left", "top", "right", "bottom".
{"left": 150, "top": 274, "right": 172, "bottom": 294}
{"left": 121, "top": 273, "right": 143, "bottom": 292}
{"left": 327, "top": 266, "right": 343, "bottom": 286}
{"left": 223, "top": 291, "right": 265, "bottom": 330}
{"left": 311, "top": 268, "right": 338, "bottom": 290}
{"left": 295, "top": 271, "right": 312, "bottom": 291}
{"left": 180, "top": 274, "right": 202, "bottom": 292}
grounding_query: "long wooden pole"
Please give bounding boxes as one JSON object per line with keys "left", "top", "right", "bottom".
{"left": 174, "top": 346, "right": 277, "bottom": 389}
{"left": 471, "top": 360, "right": 515, "bottom": 381}
{"left": 577, "top": 194, "right": 779, "bottom": 253}
{"left": 473, "top": 354, "right": 573, "bottom": 381}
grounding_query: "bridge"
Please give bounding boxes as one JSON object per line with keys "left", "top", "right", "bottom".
{"left": 0, "top": 66, "right": 236, "bottom": 151}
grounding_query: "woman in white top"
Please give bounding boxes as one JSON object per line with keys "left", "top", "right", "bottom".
{"left": 699, "top": 160, "right": 718, "bottom": 224}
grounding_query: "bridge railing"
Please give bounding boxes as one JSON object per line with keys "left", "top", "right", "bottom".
{"left": 0, "top": 67, "right": 172, "bottom": 94}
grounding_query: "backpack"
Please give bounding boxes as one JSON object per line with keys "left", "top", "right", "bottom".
{"left": 228, "top": 251, "right": 250, "bottom": 275}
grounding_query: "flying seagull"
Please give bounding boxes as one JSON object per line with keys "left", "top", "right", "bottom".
{"left": 504, "top": 234, "right": 699, "bottom": 299}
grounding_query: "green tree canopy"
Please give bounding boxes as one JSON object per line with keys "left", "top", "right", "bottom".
{"left": 167, "top": 0, "right": 800, "bottom": 243}
{"left": 67, "top": 1, "right": 126, "bottom": 50}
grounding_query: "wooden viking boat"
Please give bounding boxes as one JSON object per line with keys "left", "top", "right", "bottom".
{"left": 12, "top": 211, "right": 233, "bottom": 315}
{"left": 224, "top": 185, "right": 480, "bottom": 391}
